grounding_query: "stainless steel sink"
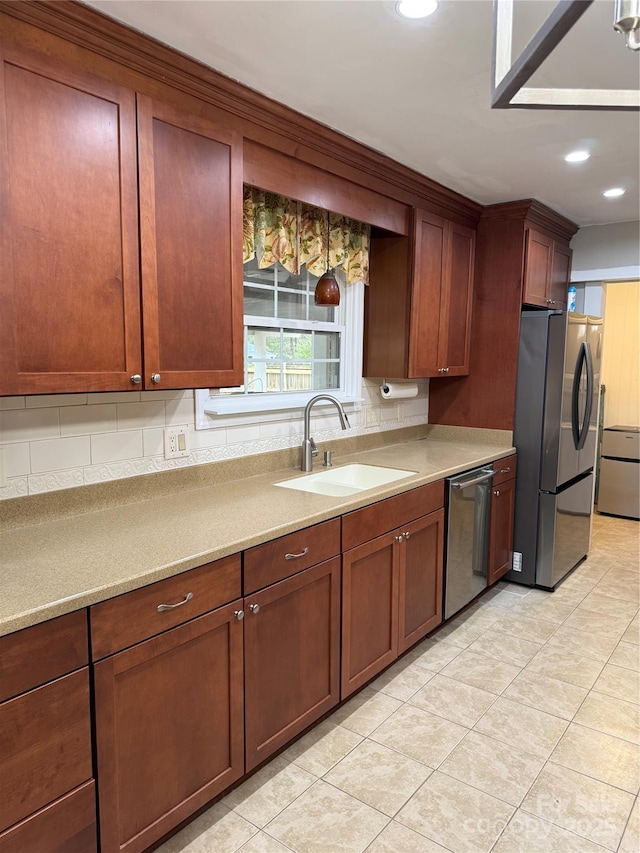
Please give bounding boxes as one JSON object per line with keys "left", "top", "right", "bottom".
{"left": 274, "top": 463, "right": 418, "bottom": 497}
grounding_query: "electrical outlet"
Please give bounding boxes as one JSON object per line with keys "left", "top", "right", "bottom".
{"left": 164, "top": 427, "right": 190, "bottom": 459}
{"left": 512, "top": 551, "right": 523, "bottom": 572}
{"left": 364, "top": 408, "right": 380, "bottom": 429}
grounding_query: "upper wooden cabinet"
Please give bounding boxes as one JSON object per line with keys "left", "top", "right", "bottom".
{"left": 137, "top": 95, "right": 243, "bottom": 390}
{"left": 0, "top": 46, "right": 243, "bottom": 395}
{"left": 0, "top": 45, "right": 141, "bottom": 395}
{"left": 523, "top": 227, "right": 573, "bottom": 310}
{"left": 428, "top": 200, "right": 578, "bottom": 432}
{"left": 365, "top": 209, "right": 475, "bottom": 379}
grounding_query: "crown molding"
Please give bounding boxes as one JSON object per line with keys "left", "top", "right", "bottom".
{"left": 0, "top": 0, "right": 482, "bottom": 225}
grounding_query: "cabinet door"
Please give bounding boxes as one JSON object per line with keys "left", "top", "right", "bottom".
{"left": 137, "top": 95, "right": 243, "bottom": 390}
{"left": 0, "top": 45, "right": 141, "bottom": 395}
{"left": 488, "top": 478, "right": 516, "bottom": 586}
{"left": 408, "top": 210, "right": 446, "bottom": 377}
{"left": 94, "top": 603, "right": 244, "bottom": 853}
{"left": 342, "top": 531, "right": 399, "bottom": 698}
{"left": 244, "top": 558, "right": 341, "bottom": 771}
{"left": 398, "top": 509, "right": 444, "bottom": 654}
{"left": 523, "top": 228, "right": 553, "bottom": 308}
{"left": 437, "top": 222, "right": 475, "bottom": 376}
{"left": 550, "top": 242, "right": 572, "bottom": 309}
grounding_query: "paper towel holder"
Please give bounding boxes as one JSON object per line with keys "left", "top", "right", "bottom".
{"left": 380, "top": 378, "right": 419, "bottom": 400}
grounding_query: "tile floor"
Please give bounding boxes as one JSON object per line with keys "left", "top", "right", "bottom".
{"left": 157, "top": 512, "right": 639, "bottom": 853}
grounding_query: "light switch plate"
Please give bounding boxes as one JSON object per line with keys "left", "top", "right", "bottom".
{"left": 164, "top": 427, "right": 190, "bottom": 459}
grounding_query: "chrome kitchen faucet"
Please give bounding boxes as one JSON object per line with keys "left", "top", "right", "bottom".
{"left": 301, "top": 395, "right": 350, "bottom": 472}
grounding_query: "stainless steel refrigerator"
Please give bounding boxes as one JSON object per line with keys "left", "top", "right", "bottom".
{"left": 509, "top": 311, "right": 604, "bottom": 589}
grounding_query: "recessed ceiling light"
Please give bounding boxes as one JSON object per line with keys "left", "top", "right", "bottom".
{"left": 396, "top": 1, "right": 438, "bottom": 20}
{"left": 564, "top": 150, "right": 590, "bottom": 163}
{"left": 603, "top": 187, "right": 626, "bottom": 197}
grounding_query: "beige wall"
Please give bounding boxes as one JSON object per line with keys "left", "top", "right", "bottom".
{"left": 601, "top": 281, "right": 640, "bottom": 429}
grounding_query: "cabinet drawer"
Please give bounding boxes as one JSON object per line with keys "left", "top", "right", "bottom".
{"left": 0, "top": 668, "right": 92, "bottom": 832}
{"left": 0, "top": 781, "right": 96, "bottom": 853}
{"left": 493, "top": 455, "right": 517, "bottom": 486}
{"left": 90, "top": 554, "right": 241, "bottom": 660}
{"left": 0, "top": 610, "right": 88, "bottom": 702}
{"left": 244, "top": 519, "right": 341, "bottom": 594}
{"left": 342, "top": 481, "right": 444, "bottom": 551}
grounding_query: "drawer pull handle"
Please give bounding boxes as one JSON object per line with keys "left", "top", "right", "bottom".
{"left": 285, "top": 547, "right": 309, "bottom": 560}
{"left": 500, "top": 467, "right": 511, "bottom": 474}
{"left": 157, "top": 592, "right": 193, "bottom": 612}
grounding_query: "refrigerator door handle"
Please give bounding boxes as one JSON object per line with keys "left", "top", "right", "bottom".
{"left": 578, "top": 343, "right": 594, "bottom": 450}
{"left": 571, "top": 342, "right": 592, "bottom": 450}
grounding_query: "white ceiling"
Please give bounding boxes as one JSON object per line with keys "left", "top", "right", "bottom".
{"left": 85, "top": 0, "right": 640, "bottom": 227}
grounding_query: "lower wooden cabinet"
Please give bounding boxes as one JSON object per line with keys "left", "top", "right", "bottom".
{"left": 0, "top": 781, "right": 97, "bottom": 853}
{"left": 341, "top": 500, "right": 445, "bottom": 698}
{"left": 94, "top": 602, "right": 245, "bottom": 853}
{"left": 342, "top": 530, "right": 399, "bottom": 698}
{"left": 488, "top": 477, "right": 516, "bottom": 586}
{"left": 399, "top": 509, "right": 445, "bottom": 654}
{"left": 488, "top": 455, "right": 517, "bottom": 586}
{"left": 244, "top": 557, "right": 341, "bottom": 771}
{"left": 0, "top": 612, "right": 95, "bottom": 851}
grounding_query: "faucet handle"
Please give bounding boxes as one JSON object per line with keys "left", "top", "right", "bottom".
{"left": 310, "top": 438, "right": 318, "bottom": 457}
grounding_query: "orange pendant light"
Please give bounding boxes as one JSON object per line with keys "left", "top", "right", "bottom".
{"left": 314, "top": 211, "right": 340, "bottom": 306}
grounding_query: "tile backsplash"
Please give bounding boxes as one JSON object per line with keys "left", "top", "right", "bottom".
{"left": 0, "top": 379, "right": 429, "bottom": 500}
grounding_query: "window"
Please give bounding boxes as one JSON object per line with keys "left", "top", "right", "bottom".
{"left": 197, "top": 260, "right": 363, "bottom": 421}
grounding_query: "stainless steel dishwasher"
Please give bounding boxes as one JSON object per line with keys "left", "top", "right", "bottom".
{"left": 444, "top": 466, "right": 495, "bottom": 619}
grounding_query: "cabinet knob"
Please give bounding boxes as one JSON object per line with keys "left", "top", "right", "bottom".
{"left": 493, "top": 489, "right": 501, "bottom": 496}
{"left": 234, "top": 609, "right": 245, "bottom": 621}
{"left": 395, "top": 534, "right": 404, "bottom": 543}
{"left": 130, "top": 374, "right": 142, "bottom": 384}
{"left": 405, "top": 531, "right": 411, "bottom": 539}
{"left": 151, "top": 373, "right": 161, "bottom": 384}
{"left": 438, "top": 367, "right": 446, "bottom": 374}
{"left": 249, "top": 603, "right": 260, "bottom": 614}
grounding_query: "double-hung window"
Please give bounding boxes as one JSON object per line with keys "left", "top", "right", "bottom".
{"left": 199, "top": 260, "right": 363, "bottom": 418}
{"left": 196, "top": 188, "right": 367, "bottom": 424}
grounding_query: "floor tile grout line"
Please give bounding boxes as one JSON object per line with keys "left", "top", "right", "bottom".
{"left": 544, "top": 754, "right": 640, "bottom": 798}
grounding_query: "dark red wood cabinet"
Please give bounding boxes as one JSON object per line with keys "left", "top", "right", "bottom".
{"left": 341, "top": 482, "right": 445, "bottom": 698}
{"left": 244, "top": 556, "right": 341, "bottom": 771}
{"left": 487, "top": 455, "right": 517, "bottom": 586}
{"left": 91, "top": 557, "right": 244, "bottom": 853}
{"left": 0, "top": 47, "right": 243, "bottom": 395}
{"left": 365, "top": 209, "right": 475, "bottom": 379}
{"left": 0, "top": 612, "right": 96, "bottom": 852}
{"left": 523, "top": 227, "right": 572, "bottom": 310}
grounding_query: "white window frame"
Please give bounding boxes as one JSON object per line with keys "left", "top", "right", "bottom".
{"left": 195, "top": 277, "right": 364, "bottom": 429}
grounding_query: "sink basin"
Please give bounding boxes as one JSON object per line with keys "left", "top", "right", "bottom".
{"left": 274, "top": 463, "right": 418, "bottom": 497}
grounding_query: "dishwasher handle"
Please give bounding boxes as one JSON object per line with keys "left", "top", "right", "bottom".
{"left": 451, "top": 469, "right": 497, "bottom": 490}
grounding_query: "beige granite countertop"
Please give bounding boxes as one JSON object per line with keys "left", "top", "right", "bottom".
{"left": 0, "top": 427, "right": 515, "bottom": 638}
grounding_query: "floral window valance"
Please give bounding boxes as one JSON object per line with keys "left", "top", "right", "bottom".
{"left": 242, "top": 186, "right": 370, "bottom": 285}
